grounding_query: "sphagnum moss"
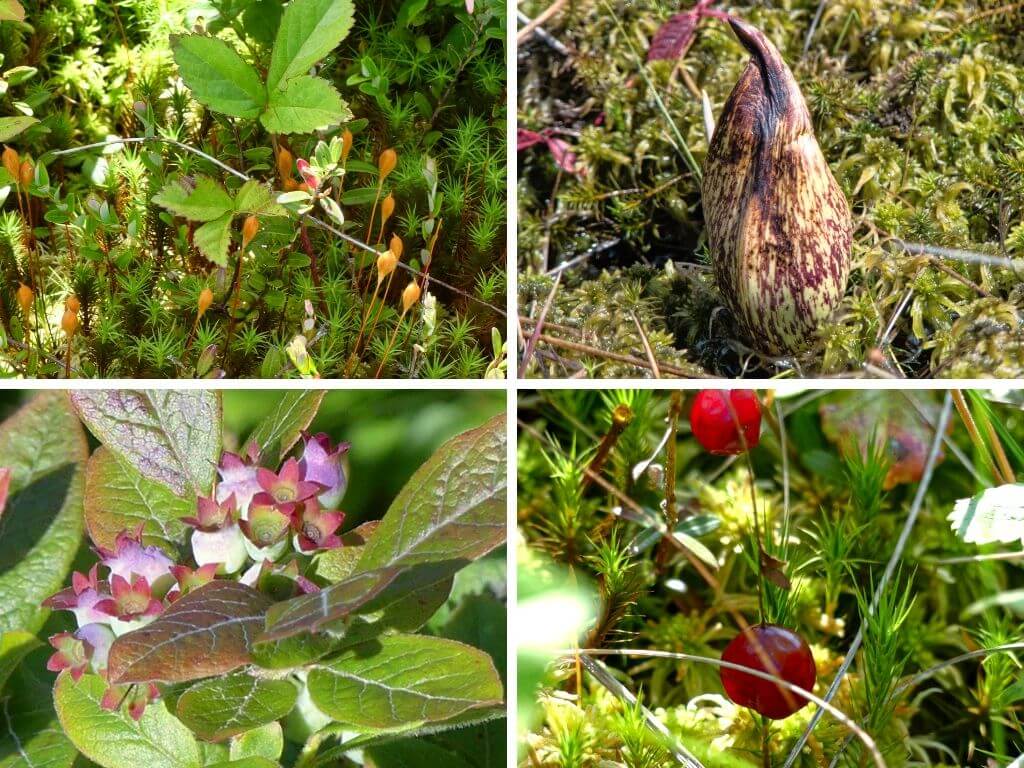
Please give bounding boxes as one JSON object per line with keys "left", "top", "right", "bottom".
{"left": 518, "top": 0, "right": 1024, "bottom": 378}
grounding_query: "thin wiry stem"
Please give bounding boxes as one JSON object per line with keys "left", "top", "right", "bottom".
{"left": 564, "top": 648, "right": 886, "bottom": 768}
{"left": 781, "top": 393, "right": 954, "bottom": 768}
{"left": 577, "top": 654, "right": 706, "bottom": 768}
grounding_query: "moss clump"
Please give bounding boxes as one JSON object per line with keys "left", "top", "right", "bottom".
{"left": 518, "top": 0, "right": 1024, "bottom": 378}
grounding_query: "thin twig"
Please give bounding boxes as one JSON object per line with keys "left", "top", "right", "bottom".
{"left": 631, "top": 311, "right": 662, "bottom": 379}
{"left": 521, "top": 270, "right": 562, "bottom": 373}
{"left": 567, "top": 648, "right": 887, "bottom": 768}
{"left": 516, "top": 0, "right": 568, "bottom": 44}
{"left": 803, "top": 0, "right": 829, "bottom": 55}
{"left": 782, "top": 394, "right": 954, "bottom": 768}
{"left": 527, "top": 330, "right": 706, "bottom": 378}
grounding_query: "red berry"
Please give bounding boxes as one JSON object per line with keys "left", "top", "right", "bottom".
{"left": 689, "top": 390, "right": 762, "bottom": 455}
{"left": 720, "top": 624, "right": 816, "bottom": 719}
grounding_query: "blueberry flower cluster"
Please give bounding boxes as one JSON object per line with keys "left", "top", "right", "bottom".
{"left": 42, "top": 432, "right": 349, "bottom": 719}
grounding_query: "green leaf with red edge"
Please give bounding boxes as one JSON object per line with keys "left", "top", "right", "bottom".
{"left": 54, "top": 672, "right": 202, "bottom": 768}
{"left": 108, "top": 581, "right": 272, "bottom": 684}
{"left": 819, "top": 391, "right": 946, "bottom": 489}
{"left": 70, "top": 390, "right": 222, "bottom": 499}
{"left": 243, "top": 390, "right": 325, "bottom": 466}
{"left": 176, "top": 673, "right": 298, "bottom": 741}
{"left": 84, "top": 446, "right": 192, "bottom": 556}
{"left": 262, "top": 414, "right": 506, "bottom": 641}
{"left": 0, "top": 392, "right": 87, "bottom": 634}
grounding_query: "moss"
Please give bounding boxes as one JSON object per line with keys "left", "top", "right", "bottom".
{"left": 518, "top": 0, "right": 1024, "bottom": 377}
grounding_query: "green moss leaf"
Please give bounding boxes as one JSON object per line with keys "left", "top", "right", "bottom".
{"left": 70, "top": 390, "right": 221, "bottom": 499}
{"left": 153, "top": 177, "right": 234, "bottom": 223}
{"left": 267, "top": 0, "right": 354, "bottom": 91}
{"left": 260, "top": 75, "right": 350, "bottom": 135}
{"left": 54, "top": 672, "right": 202, "bottom": 768}
{"left": 243, "top": 390, "right": 325, "bottom": 466}
{"left": 176, "top": 674, "right": 298, "bottom": 742}
{"left": 0, "top": 392, "right": 87, "bottom": 633}
{"left": 307, "top": 634, "right": 503, "bottom": 732}
{"left": 195, "top": 213, "right": 233, "bottom": 267}
{"left": 172, "top": 35, "right": 266, "bottom": 119}
{"left": 108, "top": 581, "right": 272, "bottom": 684}
{"left": 83, "top": 446, "right": 192, "bottom": 556}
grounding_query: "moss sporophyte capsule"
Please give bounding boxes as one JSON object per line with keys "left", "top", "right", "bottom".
{"left": 703, "top": 19, "right": 852, "bottom": 355}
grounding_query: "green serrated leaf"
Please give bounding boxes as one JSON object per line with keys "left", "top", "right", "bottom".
{"left": 948, "top": 483, "right": 1024, "bottom": 545}
{"left": 54, "top": 673, "right": 202, "bottom": 768}
{"left": 234, "top": 180, "right": 288, "bottom": 218}
{"left": 173, "top": 35, "right": 266, "bottom": 119}
{"left": 70, "top": 391, "right": 222, "bottom": 499}
{"left": 228, "top": 722, "right": 283, "bottom": 762}
{"left": 308, "top": 634, "right": 503, "bottom": 732}
{"left": 153, "top": 177, "right": 234, "bottom": 223}
{"left": 260, "top": 75, "right": 351, "bottom": 134}
{"left": 0, "top": 116, "right": 35, "bottom": 141}
{"left": 83, "top": 446, "right": 192, "bottom": 557}
{"left": 195, "top": 214, "right": 233, "bottom": 267}
{"left": 267, "top": 0, "right": 354, "bottom": 91}
{"left": 177, "top": 674, "right": 298, "bottom": 742}
{"left": 108, "top": 581, "right": 272, "bottom": 684}
{"left": 0, "top": 393, "right": 87, "bottom": 633}
{"left": 243, "top": 390, "right": 325, "bottom": 466}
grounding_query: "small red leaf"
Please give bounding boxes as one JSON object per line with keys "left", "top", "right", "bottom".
{"left": 647, "top": 1, "right": 725, "bottom": 62}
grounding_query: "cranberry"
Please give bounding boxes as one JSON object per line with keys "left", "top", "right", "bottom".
{"left": 720, "top": 624, "right": 816, "bottom": 719}
{"left": 689, "top": 390, "right": 762, "bottom": 455}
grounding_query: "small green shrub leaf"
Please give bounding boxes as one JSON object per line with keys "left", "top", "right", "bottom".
{"left": 172, "top": 35, "right": 266, "bottom": 119}
{"left": 948, "top": 483, "right": 1024, "bottom": 545}
{"left": 0, "top": 648, "right": 77, "bottom": 768}
{"left": 70, "top": 390, "right": 222, "bottom": 498}
{"left": 0, "top": 1, "right": 25, "bottom": 22}
{"left": 262, "top": 414, "right": 505, "bottom": 639}
{"left": 365, "top": 740, "right": 476, "bottom": 768}
{"left": 307, "top": 634, "right": 504, "bottom": 731}
{"left": 234, "top": 181, "right": 288, "bottom": 219}
{"left": 267, "top": 0, "right": 354, "bottom": 91}
{"left": 0, "top": 392, "right": 86, "bottom": 634}
{"left": 243, "top": 390, "right": 325, "bottom": 466}
{"left": 153, "top": 177, "right": 234, "bottom": 223}
{"left": 176, "top": 674, "right": 298, "bottom": 741}
{"left": 207, "top": 760, "right": 279, "bottom": 768}
{"left": 108, "top": 581, "right": 272, "bottom": 684}
{"left": 0, "top": 630, "right": 40, "bottom": 694}
{"left": 229, "top": 722, "right": 283, "bottom": 762}
{"left": 195, "top": 213, "right": 233, "bottom": 267}
{"left": 0, "top": 116, "right": 36, "bottom": 141}
{"left": 54, "top": 672, "right": 202, "bottom": 768}
{"left": 260, "top": 76, "right": 351, "bottom": 134}
{"left": 84, "top": 446, "right": 192, "bottom": 556}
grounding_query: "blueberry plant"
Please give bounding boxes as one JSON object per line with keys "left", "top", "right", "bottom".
{"left": 519, "top": 388, "right": 1024, "bottom": 767}
{"left": 0, "top": 0, "right": 506, "bottom": 378}
{"left": 0, "top": 390, "right": 507, "bottom": 768}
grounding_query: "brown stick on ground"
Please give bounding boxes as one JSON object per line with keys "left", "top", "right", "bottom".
{"left": 516, "top": 0, "right": 567, "bottom": 44}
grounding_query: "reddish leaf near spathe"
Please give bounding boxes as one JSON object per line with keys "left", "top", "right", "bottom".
{"left": 647, "top": 1, "right": 730, "bottom": 62}
{"left": 518, "top": 128, "right": 581, "bottom": 175}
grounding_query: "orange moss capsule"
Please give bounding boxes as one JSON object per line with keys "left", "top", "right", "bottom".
{"left": 197, "top": 288, "right": 214, "bottom": 319}
{"left": 276, "top": 147, "right": 294, "bottom": 182}
{"left": 241, "top": 215, "right": 260, "bottom": 249}
{"left": 378, "top": 148, "right": 397, "bottom": 181}
{"left": 341, "top": 130, "right": 353, "bottom": 163}
{"left": 16, "top": 283, "right": 33, "bottom": 315}
{"left": 389, "top": 234, "right": 404, "bottom": 259}
{"left": 380, "top": 193, "right": 395, "bottom": 224}
{"left": 376, "top": 249, "right": 397, "bottom": 285}
{"left": 401, "top": 281, "right": 421, "bottom": 313}
{"left": 61, "top": 308, "right": 78, "bottom": 337}
{"left": 65, "top": 295, "right": 81, "bottom": 313}
{"left": 18, "top": 159, "right": 32, "bottom": 187}
{"left": 2, "top": 147, "right": 18, "bottom": 179}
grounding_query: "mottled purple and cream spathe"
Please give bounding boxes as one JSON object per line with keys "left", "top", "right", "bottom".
{"left": 703, "top": 18, "right": 852, "bottom": 356}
